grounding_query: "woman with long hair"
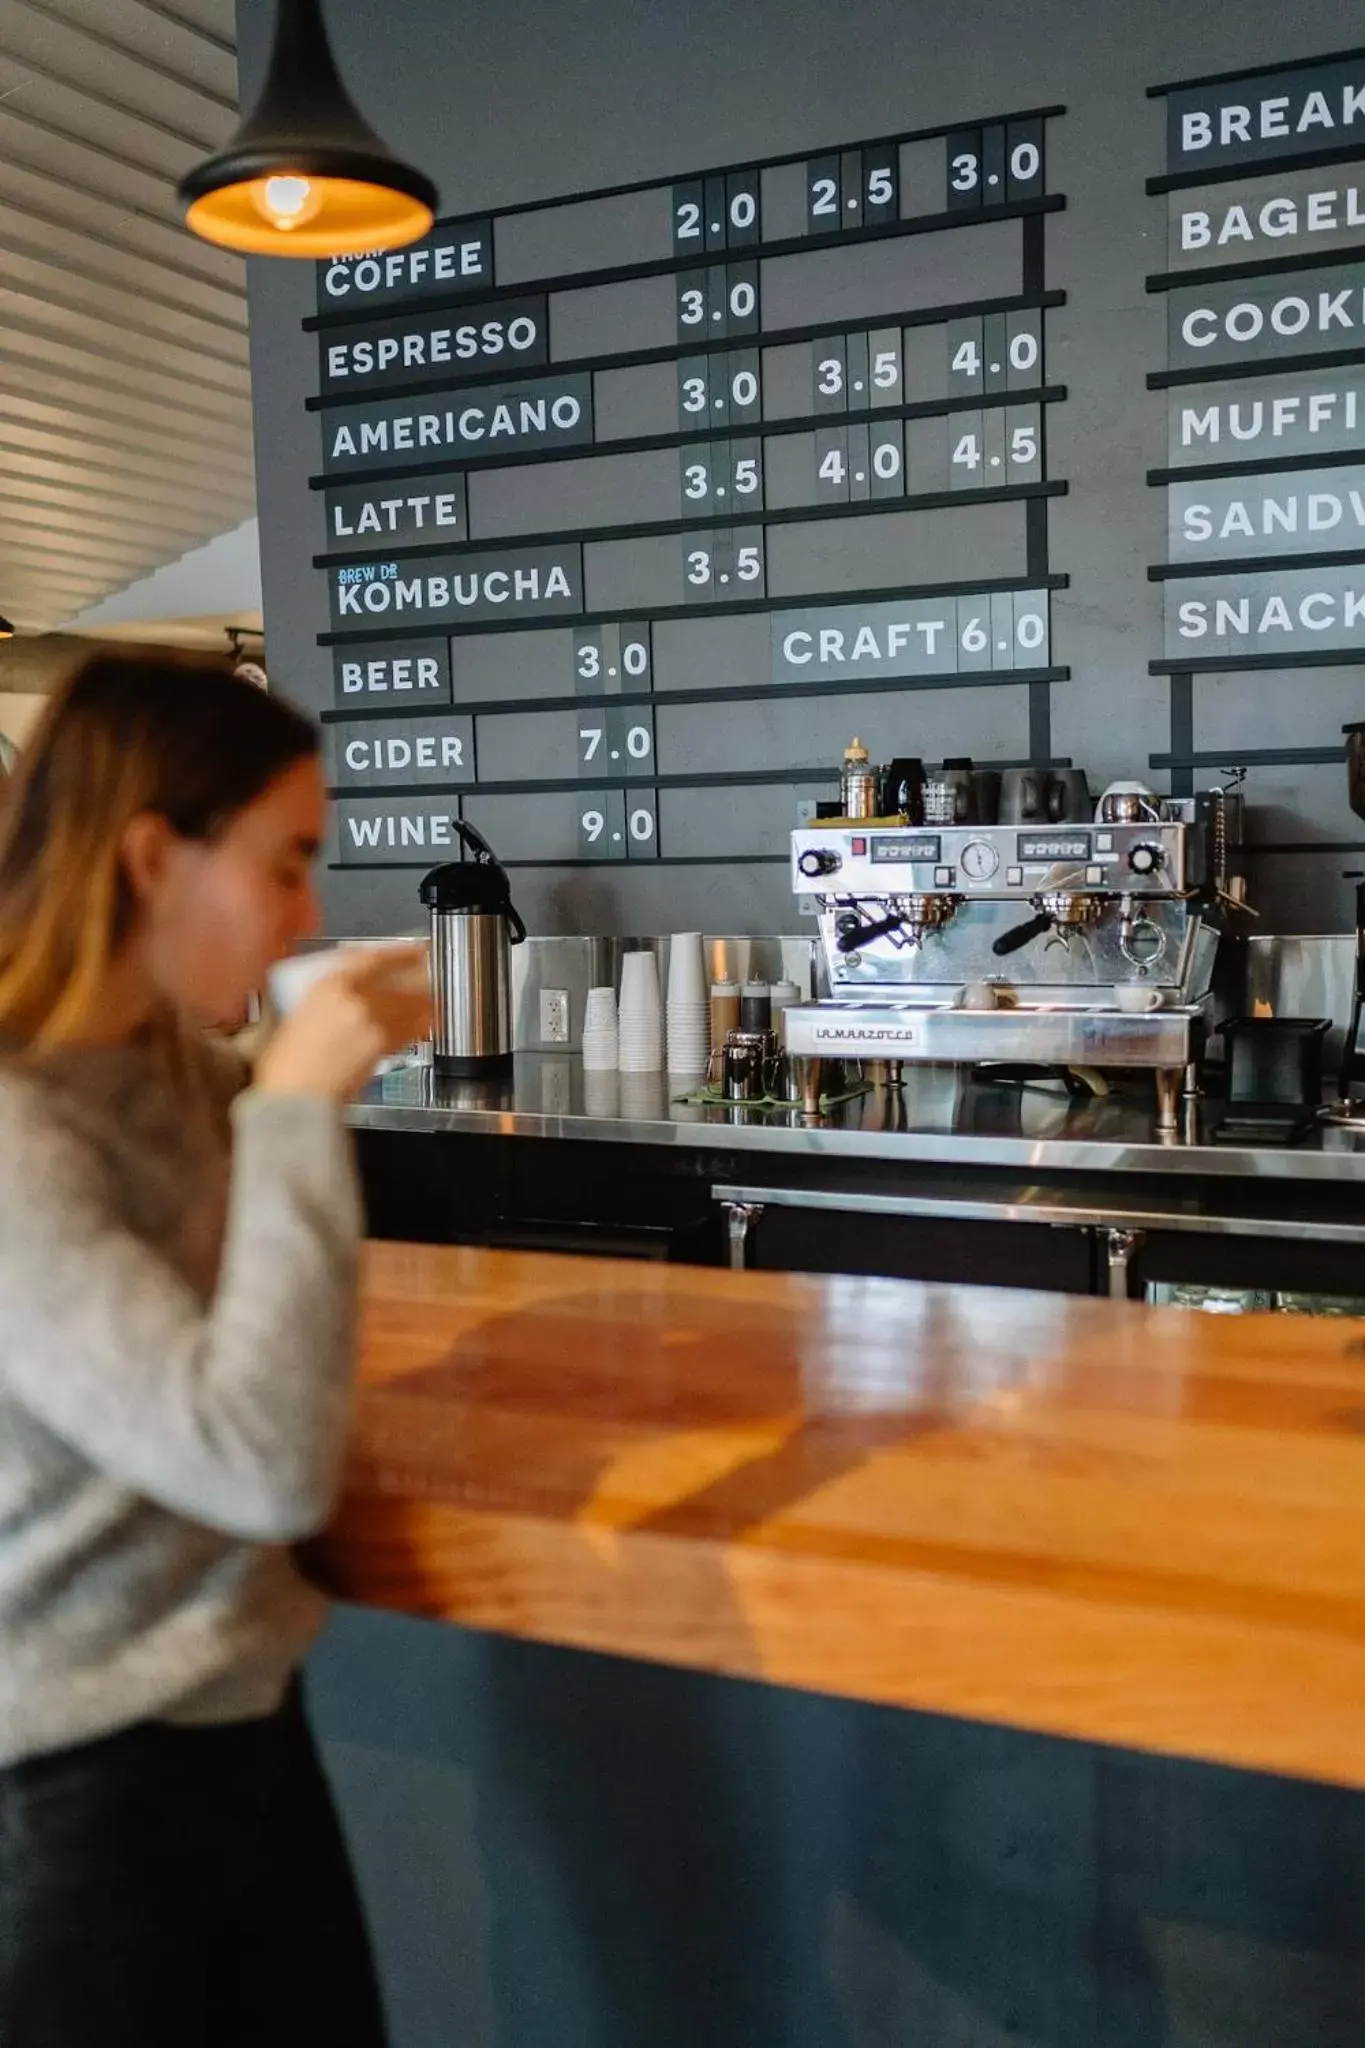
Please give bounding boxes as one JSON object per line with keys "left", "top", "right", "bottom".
{"left": 0, "top": 652, "right": 428, "bottom": 2046}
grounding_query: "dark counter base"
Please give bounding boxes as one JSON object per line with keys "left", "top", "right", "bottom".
{"left": 355, "top": 1119, "right": 1365, "bottom": 1298}
{"left": 310, "top": 1603, "right": 1365, "bottom": 2048}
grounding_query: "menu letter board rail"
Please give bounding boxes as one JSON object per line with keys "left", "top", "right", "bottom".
{"left": 328, "top": 587, "right": 1054, "bottom": 715}
{"left": 313, "top": 106, "right": 1063, "bottom": 321}
{"left": 314, "top": 308, "right": 1051, "bottom": 480}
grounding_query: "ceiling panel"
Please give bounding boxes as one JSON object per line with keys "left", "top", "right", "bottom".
{"left": 0, "top": 0, "right": 254, "bottom": 634}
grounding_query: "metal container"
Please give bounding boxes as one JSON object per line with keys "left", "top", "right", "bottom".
{"left": 722, "top": 1030, "right": 770, "bottom": 1102}
{"left": 420, "top": 821, "right": 526, "bottom": 1078}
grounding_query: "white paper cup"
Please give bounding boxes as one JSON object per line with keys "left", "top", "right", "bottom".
{"left": 666, "top": 932, "right": 707, "bottom": 1007}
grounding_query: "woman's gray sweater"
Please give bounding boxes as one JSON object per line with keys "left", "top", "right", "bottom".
{"left": 0, "top": 1035, "right": 361, "bottom": 1765}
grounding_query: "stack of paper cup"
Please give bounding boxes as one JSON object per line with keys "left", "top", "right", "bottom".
{"left": 665, "top": 932, "right": 710, "bottom": 1074}
{"left": 617, "top": 951, "right": 663, "bottom": 1072}
{"left": 581, "top": 985, "right": 619, "bottom": 1071}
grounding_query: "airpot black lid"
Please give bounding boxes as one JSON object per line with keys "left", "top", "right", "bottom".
{"left": 419, "top": 819, "right": 513, "bottom": 912}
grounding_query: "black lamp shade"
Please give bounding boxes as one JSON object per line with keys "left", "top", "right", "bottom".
{"left": 0, "top": 616, "right": 14, "bottom": 639}
{"left": 178, "top": 0, "right": 438, "bottom": 257}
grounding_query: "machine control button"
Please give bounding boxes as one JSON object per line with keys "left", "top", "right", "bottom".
{"left": 934, "top": 865, "right": 955, "bottom": 887}
{"left": 1096, "top": 832, "right": 1115, "bottom": 854}
{"left": 1128, "top": 843, "right": 1162, "bottom": 875}
{"left": 1006, "top": 865, "right": 1024, "bottom": 886}
{"left": 798, "top": 848, "right": 841, "bottom": 877}
{"left": 851, "top": 836, "right": 867, "bottom": 856}
{"left": 1085, "top": 865, "right": 1104, "bottom": 885}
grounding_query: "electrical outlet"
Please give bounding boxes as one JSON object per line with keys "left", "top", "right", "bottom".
{"left": 540, "top": 987, "right": 571, "bottom": 1043}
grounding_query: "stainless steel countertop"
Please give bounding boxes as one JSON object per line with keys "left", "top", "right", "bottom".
{"left": 348, "top": 1055, "right": 1365, "bottom": 1184}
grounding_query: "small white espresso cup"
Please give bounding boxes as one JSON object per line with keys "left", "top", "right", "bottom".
{"left": 1113, "top": 983, "right": 1163, "bottom": 1014}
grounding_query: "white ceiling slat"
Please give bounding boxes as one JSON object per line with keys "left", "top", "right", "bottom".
{"left": 0, "top": 536, "right": 180, "bottom": 584}
{"left": 0, "top": 479, "right": 252, "bottom": 546}
{"left": 2, "top": 570, "right": 112, "bottom": 604}
{"left": 0, "top": 433, "right": 255, "bottom": 505}
{"left": 1, "top": 325, "right": 250, "bottom": 419}
{"left": 1, "top": 292, "right": 252, "bottom": 393}
{"left": 0, "top": 244, "right": 248, "bottom": 367}
{"left": 0, "top": 471, "right": 253, "bottom": 536}
{"left": 10, "top": 0, "right": 237, "bottom": 110}
{"left": 0, "top": 63, "right": 206, "bottom": 183}
{"left": 0, "top": 89, "right": 202, "bottom": 200}
{"left": 0, "top": 121, "right": 184, "bottom": 236}
{"left": 0, "top": 507, "right": 254, "bottom": 573}
{"left": 0, "top": 402, "right": 256, "bottom": 482}
{"left": 1, "top": 372, "right": 252, "bottom": 458}
{"left": 0, "top": 0, "right": 263, "bottom": 635}
{"left": 0, "top": 10, "right": 233, "bottom": 150}
{"left": 0, "top": 200, "right": 246, "bottom": 327}
{"left": 125, "top": 0, "right": 236, "bottom": 60}
{"left": 0, "top": 100, "right": 199, "bottom": 229}
{"left": 0, "top": 471, "right": 250, "bottom": 530}
{"left": 0, "top": 148, "right": 243, "bottom": 292}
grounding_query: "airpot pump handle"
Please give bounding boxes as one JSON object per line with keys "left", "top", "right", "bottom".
{"left": 453, "top": 819, "right": 497, "bottom": 865}
{"left": 991, "top": 910, "right": 1055, "bottom": 958}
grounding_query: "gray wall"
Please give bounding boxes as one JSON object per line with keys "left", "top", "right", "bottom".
{"left": 240, "top": 0, "right": 1365, "bottom": 936}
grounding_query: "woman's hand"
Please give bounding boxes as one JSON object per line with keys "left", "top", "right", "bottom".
{"left": 255, "top": 945, "right": 431, "bottom": 1102}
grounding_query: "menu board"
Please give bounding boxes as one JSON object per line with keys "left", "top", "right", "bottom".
{"left": 1148, "top": 50, "right": 1365, "bottom": 711}
{"left": 306, "top": 111, "right": 1068, "bottom": 867}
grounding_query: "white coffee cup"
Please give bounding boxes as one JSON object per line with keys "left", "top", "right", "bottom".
{"left": 1114, "top": 984, "right": 1164, "bottom": 1013}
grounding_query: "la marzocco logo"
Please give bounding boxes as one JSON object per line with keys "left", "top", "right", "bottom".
{"left": 814, "top": 1024, "right": 920, "bottom": 1043}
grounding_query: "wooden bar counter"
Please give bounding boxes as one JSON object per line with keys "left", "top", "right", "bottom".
{"left": 313, "top": 1241, "right": 1365, "bottom": 1791}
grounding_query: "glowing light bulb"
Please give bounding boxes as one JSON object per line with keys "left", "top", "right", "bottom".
{"left": 252, "top": 174, "right": 324, "bottom": 231}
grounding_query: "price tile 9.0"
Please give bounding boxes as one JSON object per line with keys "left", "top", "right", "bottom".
{"left": 577, "top": 788, "right": 659, "bottom": 860}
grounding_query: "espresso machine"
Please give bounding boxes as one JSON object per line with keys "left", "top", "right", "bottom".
{"left": 782, "top": 796, "right": 1242, "bottom": 1130}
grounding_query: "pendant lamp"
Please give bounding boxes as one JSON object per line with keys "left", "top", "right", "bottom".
{"left": 0, "top": 616, "right": 14, "bottom": 639}
{"left": 178, "top": 0, "right": 438, "bottom": 258}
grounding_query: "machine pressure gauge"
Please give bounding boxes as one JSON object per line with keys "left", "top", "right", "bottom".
{"left": 960, "top": 839, "right": 1000, "bottom": 882}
